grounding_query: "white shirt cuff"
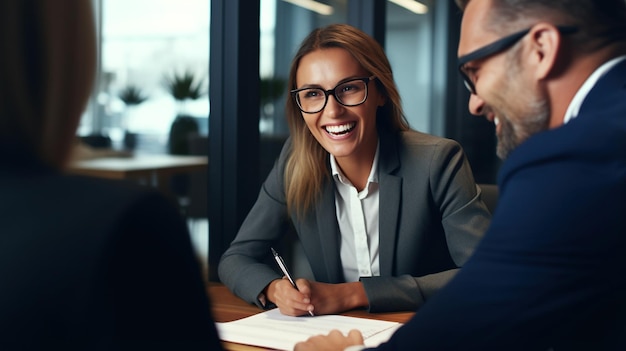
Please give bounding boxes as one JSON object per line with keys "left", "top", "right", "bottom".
{"left": 257, "top": 293, "right": 267, "bottom": 307}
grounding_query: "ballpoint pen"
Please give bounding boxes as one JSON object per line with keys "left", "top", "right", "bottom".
{"left": 271, "top": 247, "right": 315, "bottom": 316}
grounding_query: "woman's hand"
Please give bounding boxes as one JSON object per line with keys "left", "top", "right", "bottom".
{"left": 266, "top": 279, "right": 369, "bottom": 316}
{"left": 266, "top": 278, "right": 315, "bottom": 316}
{"left": 307, "top": 281, "right": 368, "bottom": 315}
{"left": 267, "top": 279, "right": 369, "bottom": 316}
{"left": 294, "top": 329, "right": 365, "bottom": 351}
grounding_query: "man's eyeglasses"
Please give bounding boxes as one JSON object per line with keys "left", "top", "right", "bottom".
{"left": 458, "top": 26, "right": 578, "bottom": 94}
{"left": 291, "top": 76, "right": 376, "bottom": 114}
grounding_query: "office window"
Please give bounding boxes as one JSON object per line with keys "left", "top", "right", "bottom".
{"left": 80, "top": 0, "right": 210, "bottom": 153}
{"left": 259, "top": 0, "right": 348, "bottom": 137}
{"left": 385, "top": 0, "right": 437, "bottom": 135}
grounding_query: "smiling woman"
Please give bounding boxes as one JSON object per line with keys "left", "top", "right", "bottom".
{"left": 293, "top": 47, "right": 384, "bottom": 192}
{"left": 218, "top": 23, "right": 492, "bottom": 318}
{"left": 0, "top": 0, "right": 221, "bottom": 347}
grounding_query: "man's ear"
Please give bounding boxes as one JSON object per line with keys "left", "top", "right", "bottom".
{"left": 528, "top": 23, "right": 562, "bottom": 80}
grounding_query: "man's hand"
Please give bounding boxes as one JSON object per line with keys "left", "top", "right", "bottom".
{"left": 294, "top": 329, "right": 365, "bottom": 351}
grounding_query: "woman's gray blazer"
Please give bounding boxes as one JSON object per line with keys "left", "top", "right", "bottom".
{"left": 218, "top": 129, "right": 491, "bottom": 312}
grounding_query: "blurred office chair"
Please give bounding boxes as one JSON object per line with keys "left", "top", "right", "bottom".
{"left": 478, "top": 183, "right": 499, "bottom": 215}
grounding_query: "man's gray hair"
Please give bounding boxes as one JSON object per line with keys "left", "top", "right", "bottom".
{"left": 456, "top": 0, "right": 626, "bottom": 44}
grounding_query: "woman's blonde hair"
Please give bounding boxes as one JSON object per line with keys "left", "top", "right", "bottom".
{"left": 0, "top": 0, "right": 96, "bottom": 169}
{"left": 284, "top": 24, "right": 410, "bottom": 218}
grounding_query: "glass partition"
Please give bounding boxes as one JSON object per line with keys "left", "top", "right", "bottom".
{"left": 259, "top": 0, "right": 348, "bottom": 137}
{"left": 386, "top": 0, "right": 436, "bottom": 135}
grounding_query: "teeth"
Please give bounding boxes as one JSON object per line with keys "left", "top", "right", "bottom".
{"left": 325, "top": 122, "right": 356, "bottom": 134}
{"left": 494, "top": 117, "right": 500, "bottom": 126}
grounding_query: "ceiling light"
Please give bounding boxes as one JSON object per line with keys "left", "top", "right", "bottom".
{"left": 282, "top": 0, "right": 334, "bottom": 16}
{"left": 389, "top": 0, "right": 428, "bottom": 14}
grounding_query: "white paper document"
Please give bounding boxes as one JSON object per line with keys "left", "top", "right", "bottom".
{"left": 216, "top": 308, "right": 401, "bottom": 350}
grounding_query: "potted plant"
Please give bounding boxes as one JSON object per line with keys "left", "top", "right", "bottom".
{"left": 119, "top": 84, "right": 149, "bottom": 106}
{"left": 260, "top": 77, "right": 286, "bottom": 106}
{"left": 259, "top": 77, "right": 286, "bottom": 134}
{"left": 163, "top": 69, "right": 204, "bottom": 155}
{"left": 163, "top": 69, "right": 206, "bottom": 198}
{"left": 163, "top": 70, "right": 204, "bottom": 113}
{"left": 118, "top": 84, "right": 149, "bottom": 150}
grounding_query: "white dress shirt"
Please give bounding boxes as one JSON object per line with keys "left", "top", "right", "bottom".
{"left": 330, "top": 143, "right": 381, "bottom": 283}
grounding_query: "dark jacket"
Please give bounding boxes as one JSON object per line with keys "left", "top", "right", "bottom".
{"left": 0, "top": 150, "right": 222, "bottom": 350}
{"left": 219, "top": 129, "right": 491, "bottom": 312}
{"left": 371, "top": 59, "right": 626, "bottom": 350}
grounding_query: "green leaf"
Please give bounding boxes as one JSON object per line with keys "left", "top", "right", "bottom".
{"left": 163, "top": 70, "right": 205, "bottom": 101}
{"left": 119, "top": 84, "right": 149, "bottom": 105}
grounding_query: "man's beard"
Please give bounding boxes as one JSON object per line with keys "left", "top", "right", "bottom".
{"left": 494, "top": 53, "right": 551, "bottom": 159}
{"left": 495, "top": 96, "right": 550, "bottom": 159}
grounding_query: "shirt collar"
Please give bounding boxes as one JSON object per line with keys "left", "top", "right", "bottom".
{"left": 563, "top": 55, "right": 626, "bottom": 124}
{"left": 330, "top": 142, "right": 380, "bottom": 186}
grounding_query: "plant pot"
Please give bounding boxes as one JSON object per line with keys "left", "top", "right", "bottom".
{"left": 168, "top": 115, "right": 199, "bottom": 155}
{"left": 123, "top": 131, "right": 138, "bottom": 150}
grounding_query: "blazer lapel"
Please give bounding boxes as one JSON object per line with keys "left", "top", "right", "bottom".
{"left": 377, "top": 132, "right": 402, "bottom": 276}
{"left": 314, "top": 178, "right": 344, "bottom": 282}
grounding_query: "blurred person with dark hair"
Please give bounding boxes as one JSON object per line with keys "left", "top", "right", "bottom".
{"left": 0, "top": 1, "right": 222, "bottom": 349}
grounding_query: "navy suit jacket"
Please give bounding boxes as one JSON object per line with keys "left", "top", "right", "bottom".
{"left": 219, "top": 129, "right": 491, "bottom": 312}
{"left": 372, "top": 60, "right": 626, "bottom": 349}
{"left": 0, "top": 151, "right": 222, "bottom": 350}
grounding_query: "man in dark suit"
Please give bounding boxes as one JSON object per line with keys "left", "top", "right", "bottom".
{"left": 295, "top": 0, "right": 626, "bottom": 350}
{"left": 0, "top": 1, "right": 222, "bottom": 349}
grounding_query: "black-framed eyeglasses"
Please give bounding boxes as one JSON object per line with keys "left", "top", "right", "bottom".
{"left": 458, "top": 26, "right": 578, "bottom": 94}
{"left": 291, "top": 76, "right": 376, "bottom": 114}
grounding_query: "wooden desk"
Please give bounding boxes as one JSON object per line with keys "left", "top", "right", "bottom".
{"left": 207, "top": 282, "right": 414, "bottom": 351}
{"left": 68, "top": 154, "right": 208, "bottom": 196}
